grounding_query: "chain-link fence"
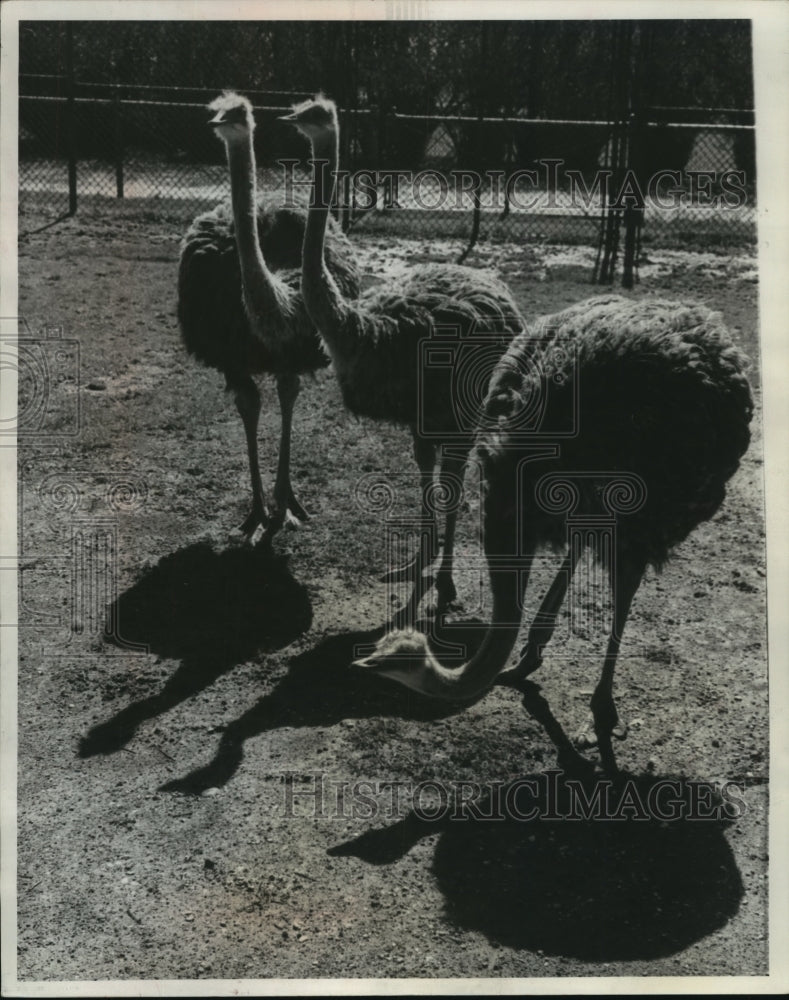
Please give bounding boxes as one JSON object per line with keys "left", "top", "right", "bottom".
{"left": 18, "top": 21, "right": 757, "bottom": 274}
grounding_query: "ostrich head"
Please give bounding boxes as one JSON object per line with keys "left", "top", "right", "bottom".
{"left": 279, "top": 94, "right": 338, "bottom": 141}
{"left": 208, "top": 91, "right": 255, "bottom": 143}
{"left": 353, "top": 629, "right": 446, "bottom": 697}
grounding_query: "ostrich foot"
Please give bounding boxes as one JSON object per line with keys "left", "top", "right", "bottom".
{"left": 237, "top": 502, "right": 270, "bottom": 541}
{"left": 431, "top": 599, "right": 464, "bottom": 619}
{"left": 286, "top": 489, "right": 310, "bottom": 523}
{"left": 254, "top": 505, "right": 302, "bottom": 548}
{"left": 281, "top": 508, "right": 303, "bottom": 532}
{"left": 256, "top": 485, "right": 310, "bottom": 541}
{"left": 421, "top": 578, "right": 460, "bottom": 618}
{"left": 422, "top": 596, "right": 463, "bottom": 621}
{"left": 574, "top": 714, "right": 628, "bottom": 750}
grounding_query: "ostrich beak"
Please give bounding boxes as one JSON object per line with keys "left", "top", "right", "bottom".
{"left": 351, "top": 649, "right": 400, "bottom": 677}
{"left": 208, "top": 113, "right": 225, "bottom": 128}
{"left": 351, "top": 654, "right": 379, "bottom": 670}
{"left": 278, "top": 110, "right": 298, "bottom": 122}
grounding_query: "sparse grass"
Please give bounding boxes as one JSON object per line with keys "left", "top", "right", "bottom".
{"left": 15, "top": 206, "right": 767, "bottom": 981}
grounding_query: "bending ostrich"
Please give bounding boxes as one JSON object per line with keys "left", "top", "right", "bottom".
{"left": 355, "top": 294, "right": 753, "bottom": 774}
{"left": 177, "top": 92, "right": 360, "bottom": 538}
{"left": 280, "top": 96, "right": 525, "bottom": 612}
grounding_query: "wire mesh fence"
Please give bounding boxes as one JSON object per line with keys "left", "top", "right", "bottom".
{"left": 18, "top": 20, "right": 757, "bottom": 272}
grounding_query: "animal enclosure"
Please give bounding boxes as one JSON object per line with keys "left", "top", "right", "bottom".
{"left": 20, "top": 20, "right": 756, "bottom": 278}
{"left": 11, "top": 14, "right": 770, "bottom": 992}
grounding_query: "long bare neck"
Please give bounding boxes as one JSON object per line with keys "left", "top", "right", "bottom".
{"left": 224, "top": 133, "right": 291, "bottom": 326}
{"left": 428, "top": 566, "right": 525, "bottom": 699}
{"left": 421, "top": 475, "right": 528, "bottom": 699}
{"left": 301, "top": 128, "right": 350, "bottom": 334}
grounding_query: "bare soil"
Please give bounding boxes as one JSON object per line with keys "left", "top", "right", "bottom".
{"left": 15, "top": 205, "right": 767, "bottom": 984}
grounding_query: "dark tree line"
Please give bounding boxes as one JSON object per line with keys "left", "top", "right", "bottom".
{"left": 19, "top": 19, "right": 755, "bottom": 184}
{"left": 21, "top": 19, "right": 754, "bottom": 116}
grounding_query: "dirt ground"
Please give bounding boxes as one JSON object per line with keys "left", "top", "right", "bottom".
{"left": 13, "top": 205, "right": 767, "bottom": 985}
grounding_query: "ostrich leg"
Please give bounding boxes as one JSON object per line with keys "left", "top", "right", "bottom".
{"left": 434, "top": 446, "right": 471, "bottom": 609}
{"left": 579, "top": 550, "right": 646, "bottom": 773}
{"left": 497, "top": 542, "right": 583, "bottom": 687}
{"left": 381, "top": 432, "right": 439, "bottom": 584}
{"left": 388, "top": 434, "right": 441, "bottom": 629}
{"left": 518, "top": 680, "right": 597, "bottom": 777}
{"left": 271, "top": 372, "right": 308, "bottom": 530}
{"left": 232, "top": 375, "right": 270, "bottom": 538}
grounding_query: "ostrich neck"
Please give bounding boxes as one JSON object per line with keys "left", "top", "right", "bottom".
{"left": 421, "top": 490, "right": 527, "bottom": 700}
{"left": 427, "top": 567, "right": 524, "bottom": 700}
{"left": 302, "top": 129, "right": 349, "bottom": 335}
{"left": 225, "top": 135, "right": 287, "bottom": 325}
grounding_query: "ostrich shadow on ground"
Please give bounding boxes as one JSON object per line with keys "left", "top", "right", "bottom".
{"left": 328, "top": 771, "right": 746, "bottom": 963}
{"left": 159, "top": 615, "right": 488, "bottom": 795}
{"left": 79, "top": 540, "right": 312, "bottom": 758}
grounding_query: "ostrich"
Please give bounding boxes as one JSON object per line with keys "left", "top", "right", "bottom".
{"left": 177, "top": 92, "right": 360, "bottom": 538}
{"left": 354, "top": 294, "right": 753, "bottom": 774}
{"left": 280, "top": 96, "right": 525, "bottom": 613}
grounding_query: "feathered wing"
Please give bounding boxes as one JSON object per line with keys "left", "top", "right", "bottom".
{"left": 397, "top": 262, "right": 525, "bottom": 333}
{"left": 178, "top": 202, "right": 257, "bottom": 377}
{"left": 316, "top": 266, "right": 524, "bottom": 428}
{"left": 178, "top": 200, "right": 360, "bottom": 378}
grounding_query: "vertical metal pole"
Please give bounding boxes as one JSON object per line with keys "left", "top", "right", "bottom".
{"left": 597, "top": 22, "right": 620, "bottom": 284}
{"left": 113, "top": 88, "right": 124, "bottom": 198}
{"left": 621, "top": 112, "right": 637, "bottom": 290}
{"left": 65, "top": 23, "right": 77, "bottom": 215}
{"left": 622, "top": 22, "right": 650, "bottom": 289}
{"left": 621, "top": 23, "right": 640, "bottom": 289}
{"left": 602, "top": 20, "right": 629, "bottom": 285}
{"left": 458, "top": 21, "right": 487, "bottom": 264}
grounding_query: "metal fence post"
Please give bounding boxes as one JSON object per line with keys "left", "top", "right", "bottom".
{"left": 621, "top": 113, "right": 637, "bottom": 289}
{"left": 458, "top": 20, "right": 488, "bottom": 264}
{"left": 113, "top": 88, "right": 124, "bottom": 198}
{"left": 621, "top": 22, "right": 647, "bottom": 289}
{"left": 65, "top": 23, "right": 77, "bottom": 215}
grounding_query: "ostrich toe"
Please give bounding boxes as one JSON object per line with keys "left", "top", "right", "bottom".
{"left": 574, "top": 713, "right": 628, "bottom": 749}
{"left": 282, "top": 508, "right": 303, "bottom": 531}
{"left": 237, "top": 502, "right": 270, "bottom": 540}
{"left": 286, "top": 489, "right": 310, "bottom": 523}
